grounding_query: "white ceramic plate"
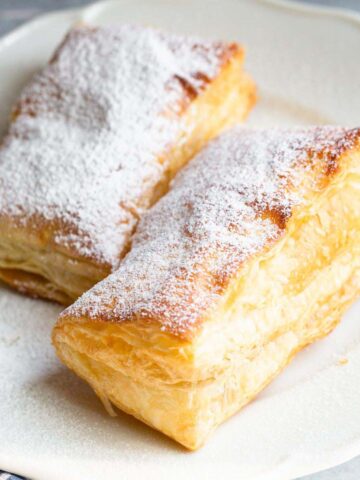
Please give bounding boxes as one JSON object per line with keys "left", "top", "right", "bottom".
{"left": 0, "top": 1, "right": 359, "bottom": 479}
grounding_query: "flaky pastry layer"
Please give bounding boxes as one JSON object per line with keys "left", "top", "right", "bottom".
{"left": 0, "top": 25, "right": 255, "bottom": 303}
{"left": 54, "top": 127, "right": 360, "bottom": 449}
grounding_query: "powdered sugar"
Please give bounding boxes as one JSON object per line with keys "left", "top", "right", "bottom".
{"left": 0, "top": 24, "right": 230, "bottom": 267}
{"left": 67, "top": 126, "right": 360, "bottom": 335}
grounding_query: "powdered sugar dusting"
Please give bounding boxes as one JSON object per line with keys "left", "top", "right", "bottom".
{"left": 65, "top": 126, "right": 360, "bottom": 336}
{"left": 0, "top": 24, "right": 232, "bottom": 267}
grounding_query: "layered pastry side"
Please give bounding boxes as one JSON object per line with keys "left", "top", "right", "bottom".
{"left": 0, "top": 24, "right": 256, "bottom": 303}
{"left": 53, "top": 126, "right": 360, "bottom": 449}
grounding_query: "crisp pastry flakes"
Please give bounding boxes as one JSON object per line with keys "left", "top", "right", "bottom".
{"left": 53, "top": 126, "right": 360, "bottom": 449}
{"left": 0, "top": 24, "right": 255, "bottom": 303}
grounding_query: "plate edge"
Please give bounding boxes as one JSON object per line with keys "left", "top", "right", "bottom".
{"left": 0, "top": 0, "right": 360, "bottom": 52}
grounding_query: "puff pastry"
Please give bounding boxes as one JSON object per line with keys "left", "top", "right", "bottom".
{"left": 0, "top": 24, "right": 255, "bottom": 304}
{"left": 53, "top": 126, "right": 360, "bottom": 450}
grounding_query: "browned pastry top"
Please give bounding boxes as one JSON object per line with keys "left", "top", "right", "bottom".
{"left": 0, "top": 24, "right": 239, "bottom": 269}
{"left": 62, "top": 126, "right": 360, "bottom": 337}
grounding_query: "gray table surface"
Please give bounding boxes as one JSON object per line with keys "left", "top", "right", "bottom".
{"left": 0, "top": 1, "right": 359, "bottom": 479}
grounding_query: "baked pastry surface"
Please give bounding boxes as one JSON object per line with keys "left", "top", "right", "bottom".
{"left": 53, "top": 126, "right": 360, "bottom": 450}
{"left": 0, "top": 24, "right": 255, "bottom": 303}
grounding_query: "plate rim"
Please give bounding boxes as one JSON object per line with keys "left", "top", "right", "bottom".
{"left": 1, "top": 0, "right": 360, "bottom": 51}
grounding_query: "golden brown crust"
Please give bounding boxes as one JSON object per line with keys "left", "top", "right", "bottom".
{"left": 0, "top": 268, "right": 72, "bottom": 304}
{"left": 0, "top": 25, "right": 255, "bottom": 302}
{"left": 61, "top": 127, "right": 360, "bottom": 338}
{"left": 53, "top": 128, "right": 360, "bottom": 449}
{"left": 53, "top": 127, "right": 360, "bottom": 449}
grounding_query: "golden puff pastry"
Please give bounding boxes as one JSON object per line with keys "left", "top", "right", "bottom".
{"left": 53, "top": 126, "right": 360, "bottom": 450}
{"left": 0, "top": 24, "right": 255, "bottom": 304}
